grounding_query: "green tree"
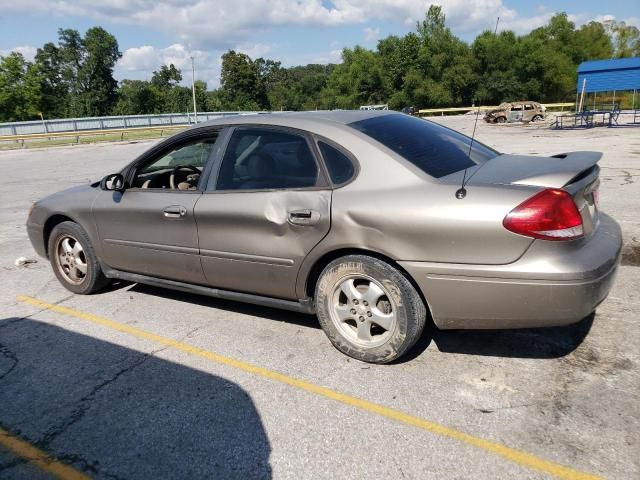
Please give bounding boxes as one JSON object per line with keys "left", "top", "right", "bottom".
{"left": 219, "top": 50, "right": 263, "bottom": 109}
{"left": 471, "top": 31, "right": 521, "bottom": 103}
{"left": 148, "top": 64, "right": 184, "bottom": 113}
{"left": 575, "top": 22, "right": 614, "bottom": 60}
{"left": 324, "top": 46, "right": 386, "bottom": 109}
{"left": 53, "top": 27, "right": 121, "bottom": 117}
{"left": 516, "top": 15, "right": 580, "bottom": 102}
{"left": 3, "top": 9, "right": 632, "bottom": 120}
{"left": 113, "top": 80, "right": 157, "bottom": 115}
{"left": 151, "top": 64, "right": 182, "bottom": 89}
{"left": 33, "top": 42, "right": 68, "bottom": 118}
{"left": 194, "top": 79, "right": 208, "bottom": 113}
{"left": 78, "top": 27, "right": 121, "bottom": 116}
{"left": 605, "top": 20, "right": 640, "bottom": 58}
{"left": 0, "top": 53, "right": 42, "bottom": 121}
{"left": 377, "top": 33, "right": 420, "bottom": 92}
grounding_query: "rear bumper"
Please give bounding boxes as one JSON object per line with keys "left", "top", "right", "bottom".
{"left": 399, "top": 213, "right": 622, "bottom": 329}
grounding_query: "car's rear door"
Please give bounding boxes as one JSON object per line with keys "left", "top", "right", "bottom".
{"left": 93, "top": 130, "right": 222, "bottom": 283}
{"left": 194, "top": 126, "right": 331, "bottom": 300}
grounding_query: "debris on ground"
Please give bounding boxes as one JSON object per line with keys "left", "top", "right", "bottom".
{"left": 15, "top": 257, "right": 37, "bottom": 267}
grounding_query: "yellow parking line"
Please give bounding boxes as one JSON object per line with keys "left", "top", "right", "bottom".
{"left": 0, "top": 426, "right": 89, "bottom": 480}
{"left": 17, "top": 294, "right": 602, "bottom": 480}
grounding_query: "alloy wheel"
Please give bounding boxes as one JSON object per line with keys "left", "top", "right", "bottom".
{"left": 329, "top": 275, "right": 397, "bottom": 348}
{"left": 54, "top": 235, "right": 88, "bottom": 285}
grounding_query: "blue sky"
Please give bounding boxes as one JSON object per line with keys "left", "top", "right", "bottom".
{"left": 1, "top": 1, "right": 638, "bottom": 89}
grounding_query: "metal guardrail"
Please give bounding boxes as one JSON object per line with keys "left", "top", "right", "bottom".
{"left": 0, "top": 125, "right": 188, "bottom": 144}
{"left": 418, "top": 103, "right": 575, "bottom": 116}
{"left": 0, "top": 111, "right": 269, "bottom": 137}
{"left": 2, "top": 105, "right": 578, "bottom": 135}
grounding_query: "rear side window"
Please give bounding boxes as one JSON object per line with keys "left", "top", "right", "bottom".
{"left": 349, "top": 114, "right": 498, "bottom": 178}
{"left": 318, "top": 141, "right": 355, "bottom": 185}
{"left": 216, "top": 128, "right": 319, "bottom": 190}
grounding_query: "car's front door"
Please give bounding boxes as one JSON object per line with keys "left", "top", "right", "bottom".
{"left": 194, "top": 126, "right": 331, "bottom": 300}
{"left": 93, "top": 132, "right": 220, "bottom": 284}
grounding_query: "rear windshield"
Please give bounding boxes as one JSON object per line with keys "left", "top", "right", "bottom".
{"left": 349, "top": 114, "right": 499, "bottom": 178}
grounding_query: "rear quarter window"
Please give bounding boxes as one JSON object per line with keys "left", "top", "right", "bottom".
{"left": 349, "top": 114, "right": 498, "bottom": 178}
{"left": 317, "top": 141, "right": 355, "bottom": 185}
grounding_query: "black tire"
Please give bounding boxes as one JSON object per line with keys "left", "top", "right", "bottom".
{"left": 48, "top": 221, "right": 110, "bottom": 294}
{"left": 496, "top": 116, "right": 506, "bottom": 123}
{"left": 532, "top": 114, "right": 543, "bottom": 122}
{"left": 315, "top": 255, "right": 427, "bottom": 364}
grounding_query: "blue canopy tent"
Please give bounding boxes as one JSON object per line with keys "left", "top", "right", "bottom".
{"left": 576, "top": 57, "right": 640, "bottom": 111}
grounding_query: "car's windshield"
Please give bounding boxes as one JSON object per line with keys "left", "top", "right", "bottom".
{"left": 349, "top": 114, "right": 499, "bottom": 179}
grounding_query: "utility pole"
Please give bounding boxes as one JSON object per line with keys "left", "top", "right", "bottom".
{"left": 494, "top": 17, "right": 500, "bottom": 35}
{"left": 39, "top": 112, "right": 48, "bottom": 133}
{"left": 578, "top": 78, "right": 587, "bottom": 113}
{"left": 191, "top": 56, "right": 198, "bottom": 124}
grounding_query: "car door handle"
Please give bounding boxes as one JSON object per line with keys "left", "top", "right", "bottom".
{"left": 288, "top": 209, "right": 320, "bottom": 225}
{"left": 163, "top": 206, "right": 187, "bottom": 218}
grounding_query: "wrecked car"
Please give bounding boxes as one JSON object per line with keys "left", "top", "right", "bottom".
{"left": 484, "top": 101, "right": 545, "bottom": 123}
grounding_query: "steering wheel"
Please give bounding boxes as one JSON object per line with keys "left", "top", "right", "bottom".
{"left": 170, "top": 165, "right": 201, "bottom": 189}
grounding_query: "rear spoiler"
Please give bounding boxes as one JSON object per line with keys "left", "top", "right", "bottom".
{"left": 467, "top": 151, "right": 602, "bottom": 189}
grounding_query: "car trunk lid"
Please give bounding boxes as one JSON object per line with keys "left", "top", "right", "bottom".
{"left": 467, "top": 151, "right": 601, "bottom": 236}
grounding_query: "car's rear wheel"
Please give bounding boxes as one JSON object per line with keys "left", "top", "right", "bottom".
{"left": 315, "top": 255, "right": 426, "bottom": 363}
{"left": 48, "top": 221, "right": 110, "bottom": 294}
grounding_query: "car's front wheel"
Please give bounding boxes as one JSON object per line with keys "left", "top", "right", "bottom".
{"left": 315, "top": 255, "right": 427, "bottom": 364}
{"left": 48, "top": 221, "right": 110, "bottom": 294}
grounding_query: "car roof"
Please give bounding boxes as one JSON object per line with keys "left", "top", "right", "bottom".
{"left": 194, "top": 109, "right": 397, "bottom": 131}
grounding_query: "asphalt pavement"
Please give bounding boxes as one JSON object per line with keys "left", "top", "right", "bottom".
{"left": 0, "top": 116, "right": 638, "bottom": 479}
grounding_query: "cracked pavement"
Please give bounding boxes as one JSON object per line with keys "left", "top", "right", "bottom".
{"left": 1, "top": 117, "right": 639, "bottom": 479}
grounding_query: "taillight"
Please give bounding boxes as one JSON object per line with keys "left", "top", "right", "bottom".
{"left": 503, "top": 188, "right": 583, "bottom": 241}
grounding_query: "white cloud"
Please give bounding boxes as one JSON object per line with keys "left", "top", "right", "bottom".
{"left": 593, "top": 14, "right": 640, "bottom": 28}
{"left": 8, "top": 1, "right": 635, "bottom": 91}
{"left": 234, "top": 43, "right": 273, "bottom": 59}
{"left": 0, "top": 45, "right": 37, "bottom": 61}
{"left": 497, "top": 13, "right": 552, "bottom": 34}
{"left": 0, "top": 1, "right": 580, "bottom": 47}
{"left": 161, "top": 43, "right": 208, "bottom": 71}
{"left": 363, "top": 27, "right": 380, "bottom": 42}
{"left": 625, "top": 17, "right": 640, "bottom": 27}
{"left": 310, "top": 49, "right": 343, "bottom": 65}
{"left": 594, "top": 14, "right": 616, "bottom": 24}
{"left": 116, "top": 43, "right": 216, "bottom": 88}
{"left": 118, "top": 45, "right": 159, "bottom": 71}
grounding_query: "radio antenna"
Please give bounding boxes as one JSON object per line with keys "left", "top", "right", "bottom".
{"left": 455, "top": 104, "right": 481, "bottom": 200}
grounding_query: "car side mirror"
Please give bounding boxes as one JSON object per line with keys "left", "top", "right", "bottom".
{"left": 101, "top": 173, "right": 125, "bottom": 192}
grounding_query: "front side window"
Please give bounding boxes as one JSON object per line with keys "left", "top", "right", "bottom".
{"left": 216, "top": 128, "right": 319, "bottom": 190}
{"left": 349, "top": 114, "right": 498, "bottom": 178}
{"left": 133, "top": 136, "right": 218, "bottom": 190}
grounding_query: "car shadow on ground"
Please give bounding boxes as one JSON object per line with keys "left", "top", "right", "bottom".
{"left": 124, "top": 282, "right": 594, "bottom": 364}
{"left": 0, "top": 317, "right": 272, "bottom": 479}
{"left": 400, "top": 314, "right": 595, "bottom": 362}
{"left": 129, "top": 283, "right": 320, "bottom": 330}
